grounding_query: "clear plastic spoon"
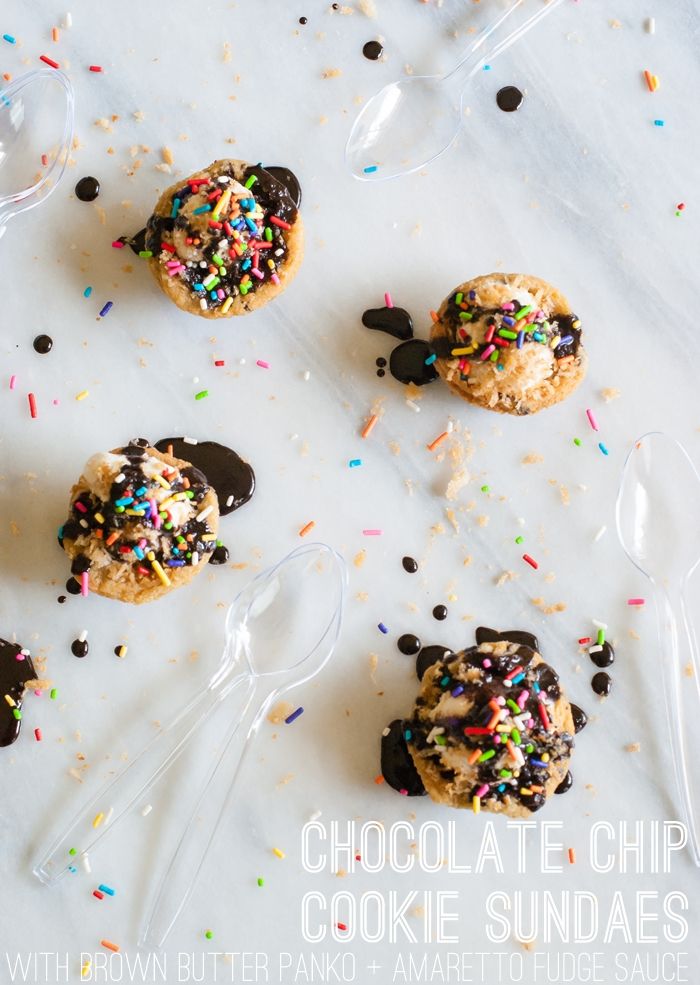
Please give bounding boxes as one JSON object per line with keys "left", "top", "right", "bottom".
{"left": 616, "top": 433, "right": 700, "bottom": 865}
{"left": 33, "top": 543, "right": 347, "bottom": 930}
{"left": 346, "top": 0, "right": 565, "bottom": 181}
{"left": 0, "top": 68, "right": 74, "bottom": 239}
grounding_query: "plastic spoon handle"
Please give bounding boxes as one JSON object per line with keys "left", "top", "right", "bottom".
{"left": 656, "top": 584, "right": 700, "bottom": 865}
{"left": 139, "top": 679, "right": 267, "bottom": 949}
{"left": 33, "top": 671, "right": 250, "bottom": 885}
{"left": 444, "top": 0, "right": 565, "bottom": 96}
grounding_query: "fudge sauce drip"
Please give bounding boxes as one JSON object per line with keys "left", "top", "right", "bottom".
{"left": 60, "top": 440, "right": 218, "bottom": 583}
{"left": 261, "top": 166, "right": 302, "bottom": 209}
{"left": 589, "top": 640, "right": 615, "bottom": 668}
{"left": 381, "top": 719, "right": 427, "bottom": 796}
{"left": 362, "top": 306, "right": 414, "bottom": 341}
{"left": 389, "top": 339, "right": 438, "bottom": 386}
{"left": 154, "top": 438, "right": 255, "bottom": 515}
{"left": 0, "top": 640, "right": 36, "bottom": 747}
{"left": 435, "top": 290, "right": 582, "bottom": 368}
{"left": 416, "top": 645, "right": 453, "bottom": 681}
{"left": 475, "top": 625, "right": 540, "bottom": 652}
{"left": 143, "top": 162, "right": 300, "bottom": 312}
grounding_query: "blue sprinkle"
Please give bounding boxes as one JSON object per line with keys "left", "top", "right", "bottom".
{"left": 209, "top": 290, "right": 218, "bottom": 300}
{"left": 516, "top": 330, "right": 525, "bottom": 349}
{"left": 533, "top": 331, "right": 545, "bottom": 342}
{"left": 167, "top": 559, "right": 186, "bottom": 567}
{"left": 285, "top": 706, "right": 304, "bottom": 725}
{"left": 511, "top": 672, "right": 526, "bottom": 685}
{"left": 378, "top": 622, "right": 389, "bottom": 634}
{"left": 241, "top": 259, "right": 252, "bottom": 270}
{"left": 496, "top": 364, "right": 504, "bottom": 371}
{"left": 98, "top": 301, "right": 113, "bottom": 318}
{"left": 134, "top": 486, "right": 147, "bottom": 497}
{"left": 3, "top": 34, "right": 16, "bottom": 44}
{"left": 98, "top": 884, "right": 115, "bottom": 896}
{"left": 348, "top": 459, "right": 362, "bottom": 468}
{"left": 530, "top": 759, "right": 548, "bottom": 768}
{"left": 483, "top": 65, "right": 491, "bottom": 71}
{"left": 404, "top": 729, "right": 412, "bottom": 741}
{"left": 468, "top": 290, "right": 476, "bottom": 300}
{"left": 68, "top": 866, "right": 77, "bottom": 874}
{"left": 192, "top": 204, "right": 211, "bottom": 215}
{"left": 170, "top": 197, "right": 181, "bottom": 218}
{"left": 245, "top": 217, "right": 257, "bottom": 233}
{"left": 451, "top": 685, "right": 464, "bottom": 697}
{"left": 653, "top": 119, "right": 665, "bottom": 127}
{"left": 533, "top": 682, "right": 541, "bottom": 694}
{"left": 424, "top": 353, "right": 437, "bottom": 366}
{"left": 598, "top": 442, "right": 609, "bottom": 456}
{"left": 58, "top": 525, "right": 64, "bottom": 539}
{"left": 132, "top": 546, "right": 145, "bottom": 560}
{"left": 559, "top": 335, "right": 574, "bottom": 345}
{"left": 83, "top": 286, "right": 93, "bottom": 298}
{"left": 497, "top": 784, "right": 506, "bottom": 793}
{"left": 440, "top": 676, "right": 451, "bottom": 688}
{"left": 114, "top": 497, "right": 133, "bottom": 507}
{"left": 502, "top": 316, "right": 516, "bottom": 327}
{"left": 193, "top": 284, "right": 204, "bottom": 292}
{"left": 363, "top": 165, "right": 379, "bottom": 174}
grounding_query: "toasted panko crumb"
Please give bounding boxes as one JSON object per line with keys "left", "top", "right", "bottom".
{"left": 495, "top": 570, "right": 517, "bottom": 587}
{"left": 358, "top": 0, "right": 377, "bottom": 16}
{"left": 161, "top": 146, "right": 174, "bottom": 165}
{"left": 353, "top": 549, "right": 366, "bottom": 568}
{"left": 522, "top": 452, "right": 544, "bottom": 465}
{"left": 531, "top": 597, "right": 567, "bottom": 615}
{"left": 601, "top": 387, "right": 621, "bottom": 402}
{"left": 625, "top": 742, "right": 641, "bottom": 753}
{"left": 322, "top": 68, "right": 342, "bottom": 79}
{"left": 268, "top": 701, "right": 295, "bottom": 724}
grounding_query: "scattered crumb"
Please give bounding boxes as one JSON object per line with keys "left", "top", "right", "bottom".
{"left": 609, "top": 18, "right": 622, "bottom": 29}
{"left": 685, "top": 663, "right": 694, "bottom": 678}
{"left": 321, "top": 68, "right": 342, "bottom": 79}
{"left": 601, "top": 387, "right": 621, "bottom": 402}
{"left": 531, "top": 597, "right": 567, "bottom": 615}
{"left": 161, "top": 146, "right": 174, "bottom": 166}
{"left": 495, "top": 570, "right": 517, "bottom": 587}
{"left": 268, "top": 701, "right": 294, "bottom": 725}
{"left": 476, "top": 515, "right": 489, "bottom": 527}
{"left": 353, "top": 549, "right": 366, "bottom": 568}
{"left": 276, "top": 773, "right": 295, "bottom": 788}
{"left": 133, "top": 110, "right": 145, "bottom": 122}
{"left": 625, "top": 742, "right": 641, "bottom": 753}
{"left": 628, "top": 628, "right": 640, "bottom": 640}
{"left": 522, "top": 452, "right": 544, "bottom": 465}
{"left": 358, "top": 0, "right": 377, "bottom": 16}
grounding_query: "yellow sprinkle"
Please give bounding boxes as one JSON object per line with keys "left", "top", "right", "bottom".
{"left": 541, "top": 752, "right": 550, "bottom": 763}
{"left": 267, "top": 259, "right": 275, "bottom": 270}
{"left": 125, "top": 508, "right": 147, "bottom": 516}
{"left": 572, "top": 319, "right": 581, "bottom": 329}
{"left": 81, "top": 961, "right": 91, "bottom": 979}
{"left": 75, "top": 390, "right": 89, "bottom": 401}
{"left": 94, "top": 512, "right": 105, "bottom": 524}
{"left": 272, "top": 847, "right": 286, "bottom": 859}
{"left": 212, "top": 188, "right": 231, "bottom": 221}
{"left": 92, "top": 812, "right": 105, "bottom": 829}
{"left": 4, "top": 694, "right": 16, "bottom": 708}
{"left": 116, "top": 645, "right": 128, "bottom": 659}
{"left": 158, "top": 496, "right": 176, "bottom": 510}
{"left": 472, "top": 795, "right": 481, "bottom": 814}
{"left": 201, "top": 534, "right": 217, "bottom": 541}
{"left": 549, "top": 336, "right": 561, "bottom": 349}
{"left": 154, "top": 474, "right": 171, "bottom": 489}
{"left": 221, "top": 296, "right": 233, "bottom": 314}
{"left": 520, "top": 787, "right": 533, "bottom": 796}
{"left": 149, "top": 555, "right": 171, "bottom": 587}
{"left": 451, "top": 346, "right": 474, "bottom": 356}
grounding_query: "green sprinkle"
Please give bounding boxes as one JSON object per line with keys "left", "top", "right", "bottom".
{"left": 195, "top": 390, "right": 209, "bottom": 400}
{"left": 478, "top": 749, "right": 496, "bottom": 763}
{"left": 455, "top": 292, "right": 464, "bottom": 304}
{"left": 12, "top": 709, "right": 21, "bottom": 720}
{"left": 435, "top": 735, "right": 447, "bottom": 746}
{"left": 597, "top": 628, "right": 605, "bottom": 645}
{"left": 205, "top": 930, "right": 213, "bottom": 941}
{"left": 212, "top": 253, "right": 224, "bottom": 267}
{"left": 440, "top": 675, "right": 451, "bottom": 688}
{"left": 573, "top": 438, "right": 582, "bottom": 447}
{"left": 499, "top": 769, "right": 512, "bottom": 778}
{"left": 515, "top": 535, "right": 524, "bottom": 544}
{"left": 185, "top": 490, "right": 195, "bottom": 499}
{"left": 459, "top": 311, "right": 473, "bottom": 321}
{"left": 50, "top": 688, "right": 57, "bottom": 700}
{"left": 511, "top": 728, "right": 521, "bottom": 745}
{"left": 481, "top": 484, "right": 490, "bottom": 493}
{"left": 507, "top": 699, "right": 520, "bottom": 714}
{"left": 515, "top": 305, "right": 533, "bottom": 320}
{"left": 138, "top": 250, "right": 153, "bottom": 259}
{"left": 264, "top": 227, "right": 273, "bottom": 242}
{"left": 164, "top": 522, "right": 173, "bottom": 530}
{"left": 489, "top": 350, "right": 499, "bottom": 362}
{"left": 257, "top": 877, "right": 265, "bottom": 887}
{"left": 498, "top": 329, "right": 518, "bottom": 340}
{"left": 245, "top": 175, "right": 258, "bottom": 189}
{"left": 69, "top": 848, "right": 77, "bottom": 856}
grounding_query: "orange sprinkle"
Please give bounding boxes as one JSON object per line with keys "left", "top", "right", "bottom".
{"left": 3, "top": 73, "right": 12, "bottom": 82}
{"left": 100, "top": 940, "right": 119, "bottom": 953}
{"left": 182, "top": 476, "right": 190, "bottom": 489}
{"left": 374, "top": 775, "right": 384, "bottom": 785}
{"left": 299, "top": 520, "right": 316, "bottom": 538}
{"left": 429, "top": 310, "right": 440, "bottom": 323}
{"left": 52, "top": 26, "right": 60, "bottom": 42}
{"left": 467, "top": 748, "right": 481, "bottom": 766}
{"left": 643, "top": 69, "right": 658, "bottom": 92}
{"left": 427, "top": 431, "right": 449, "bottom": 452}
{"left": 568, "top": 847, "right": 576, "bottom": 865}
{"left": 166, "top": 444, "right": 174, "bottom": 456}
{"left": 361, "top": 414, "right": 378, "bottom": 439}
{"left": 94, "top": 529, "right": 104, "bottom": 539}
{"left": 105, "top": 531, "right": 120, "bottom": 547}
{"left": 506, "top": 739, "right": 519, "bottom": 763}
{"left": 487, "top": 710, "right": 501, "bottom": 731}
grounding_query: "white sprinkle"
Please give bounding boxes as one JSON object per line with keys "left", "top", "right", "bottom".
{"left": 199, "top": 261, "right": 207, "bottom": 268}
{"left": 309, "top": 810, "right": 323, "bottom": 822}
{"left": 225, "top": 495, "right": 234, "bottom": 508}
{"left": 141, "top": 804, "right": 152, "bottom": 817}
{"left": 64, "top": 11, "right": 72, "bottom": 27}
{"left": 446, "top": 420, "right": 454, "bottom": 433}
{"left": 593, "top": 525, "right": 607, "bottom": 542}
{"left": 20, "top": 648, "right": 30, "bottom": 656}
{"left": 592, "top": 619, "right": 608, "bottom": 630}
{"left": 79, "top": 519, "right": 89, "bottom": 529}
{"left": 517, "top": 517, "right": 526, "bottom": 527}
{"left": 405, "top": 399, "right": 421, "bottom": 413}
{"left": 217, "top": 175, "right": 231, "bottom": 183}
{"left": 104, "top": 806, "right": 114, "bottom": 826}
{"left": 239, "top": 357, "right": 246, "bottom": 365}
{"left": 290, "top": 433, "right": 299, "bottom": 441}
{"left": 79, "top": 629, "right": 88, "bottom": 643}
{"left": 196, "top": 505, "right": 213, "bottom": 522}
{"left": 191, "top": 552, "right": 199, "bottom": 566}
{"left": 303, "top": 370, "right": 311, "bottom": 381}
{"left": 645, "top": 16, "right": 655, "bottom": 33}
{"left": 274, "top": 248, "right": 284, "bottom": 257}
{"left": 199, "top": 299, "right": 208, "bottom": 310}
{"left": 382, "top": 727, "right": 391, "bottom": 737}
{"left": 192, "top": 376, "right": 199, "bottom": 384}
{"left": 81, "top": 852, "right": 91, "bottom": 874}
{"left": 183, "top": 435, "right": 198, "bottom": 445}
{"left": 115, "top": 473, "right": 125, "bottom": 483}
{"left": 589, "top": 645, "right": 604, "bottom": 654}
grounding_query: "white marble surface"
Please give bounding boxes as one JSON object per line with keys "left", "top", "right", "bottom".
{"left": 2, "top": 0, "right": 700, "bottom": 982}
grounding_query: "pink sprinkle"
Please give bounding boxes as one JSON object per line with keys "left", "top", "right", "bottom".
{"left": 527, "top": 718, "right": 535, "bottom": 728}
{"left": 28, "top": 393, "right": 38, "bottom": 418}
{"left": 480, "top": 344, "right": 495, "bottom": 361}
{"left": 627, "top": 598, "right": 645, "bottom": 606}
{"left": 52, "top": 399, "right": 60, "bottom": 406}
{"left": 111, "top": 240, "right": 125, "bottom": 249}
{"left": 482, "top": 659, "right": 492, "bottom": 668}
{"left": 493, "top": 735, "right": 502, "bottom": 745}
{"left": 586, "top": 408, "right": 599, "bottom": 431}
{"left": 501, "top": 302, "right": 515, "bottom": 311}
{"left": 74, "top": 501, "right": 87, "bottom": 513}
{"left": 535, "top": 309, "right": 545, "bottom": 320}
{"left": 251, "top": 268, "right": 264, "bottom": 280}
{"left": 81, "top": 571, "right": 89, "bottom": 597}
{"left": 517, "top": 689, "right": 529, "bottom": 708}
{"left": 384, "top": 292, "right": 393, "bottom": 308}
{"left": 496, "top": 696, "right": 506, "bottom": 706}
{"left": 153, "top": 514, "right": 162, "bottom": 530}
{"left": 165, "top": 260, "right": 181, "bottom": 269}
{"left": 271, "top": 273, "right": 280, "bottom": 285}
{"left": 138, "top": 537, "right": 148, "bottom": 549}
{"left": 15, "top": 653, "right": 25, "bottom": 661}
{"left": 9, "top": 375, "right": 17, "bottom": 390}
{"left": 399, "top": 789, "right": 408, "bottom": 796}
{"left": 34, "top": 689, "right": 42, "bottom": 696}
{"left": 475, "top": 784, "right": 489, "bottom": 798}
{"left": 362, "top": 529, "right": 382, "bottom": 536}
{"left": 41, "top": 154, "right": 49, "bottom": 166}
{"left": 256, "top": 360, "right": 270, "bottom": 369}
{"left": 216, "top": 288, "right": 225, "bottom": 299}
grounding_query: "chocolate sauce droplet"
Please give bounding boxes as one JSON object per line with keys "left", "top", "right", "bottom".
{"left": 0, "top": 640, "right": 36, "bottom": 747}
{"left": 570, "top": 703, "right": 588, "bottom": 733}
{"left": 299, "top": 16, "right": 308, "bottom": 24}
{"left": 208, "top": 545, "right": 230, "bottom": 565}
{"left": 261, "top": 166, "right": 302, "bottom": 209}
{"left": 389, "top": 339, "right": 438, "bottom": 386}
{"left": 57, "top": 595, "right": 67, "bottom": 604}
{"left": 376, "top": 368, "right": 385, "bottom": 377}
{"left": 555, "top": 770, "right": 573, "bottom": 795}
{"left": 432, "top": 604, "right": 448, "bottom": 621}
{"left": 66, "top": 578, "right": 81, "bottom": 596}
{"left": 416, "top": 644, "right": 452, "bottom": 681}
{"left": 75, "top": 176, "right": 100, "bottom": 202}
{"left": 154, "top": 438, "right": 255, "bottom": 515}
{"left": 592, "top": 672, "right": 612, "bottom": 696}
{"left": 475, "top": 626, "right": 540, "bottom": 652}
{"left": 71, "top": 639, "right": 89, "bottom": 658}
{"left": 402, "top": 556, "right": 418, "bottom": 574}
{"left": 33, "top": 334, "right": 53, "bottom": 354}
{"left": 363, "top": 40, "right": 383, "bottom": 60}
{"left": 496, "top": 85, "right": 524, "bottom": 112}
{"left": 376, "top": 357, "right": 387, "bottom": 367}
{"left": 362, "top": 306, "right": 413, "bottom": 341}
{"left": 589, "top": 641, "right": 615, "bottom": 668}
{"left": 380, "top": 720, "right": 426, "bottom": 796}
{"left": 397, "top": 633, "right": 421, "bottom": 656}
{"left": 125, "top": 228, "right": 148, "bottom": 255}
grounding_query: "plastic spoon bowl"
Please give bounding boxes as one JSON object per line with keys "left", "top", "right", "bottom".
{"left": 346, "top": 0, "right": 565, "bottom": 181}
{"left": 616, "top": 433, "right": 700, "bottom": 865}
{"left": 0, "top": 69, "right": 74, "bottom": 239}
{"left": 33, "top": 543, "right": 346, "bottom": 907}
